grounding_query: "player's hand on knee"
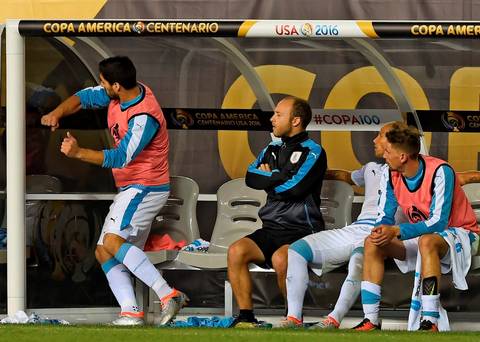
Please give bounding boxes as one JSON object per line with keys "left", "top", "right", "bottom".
{"left": 370, "top": 225, "right": 397, "bottom": 246}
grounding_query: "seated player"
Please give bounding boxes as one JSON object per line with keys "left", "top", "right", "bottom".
{"left": 284, "top": 121, "right": 480, "bottom": 329}
{"left": 353, "top": 123, "right": 479, "bottom": 332}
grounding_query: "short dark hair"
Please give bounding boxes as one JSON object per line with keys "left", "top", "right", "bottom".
{"left": 386, "top": 123, "right": 421, "bottom": 158}
{"left": 283, "top": 96, "right": 312, "bottom": 129}
{"left": 99, "top": 56, "right": 137, "bottom": 90}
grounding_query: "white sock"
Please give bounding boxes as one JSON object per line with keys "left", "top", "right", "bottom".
{"left": 421, "top": 294, "right": 440, "bottom": 325}
{"left": 152, "top": 276, "right": 175, "bottom": 300}
{"left": 330, "top": 249, "right": 363, "bottom": 323}
{"left": 115, "top": 243, "right": 173, "bottom": 300}
{"left": 102, "top": 258, "right": 139, "bottom": 313}
{"left": 361, "top": 281, "right": 381, "bottom": 325}
{"left": 286, "top": 249, "right": 311, "bottom": 320}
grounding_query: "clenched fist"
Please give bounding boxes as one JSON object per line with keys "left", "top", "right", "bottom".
{"left": 40, "top": 112, "right": 60, "bottom": 131}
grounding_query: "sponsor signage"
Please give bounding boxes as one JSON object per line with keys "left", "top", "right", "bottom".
{"left": 17, "top": 20, "right": 480, "bottom": 38}
{"left": 258, "top": 21, "right": 344, "bottom": 37}
{"left": 408, "top": 110, "right": 480, "bottom": 132}
{"left": 372, "top": 22, "right": 480, "bottom": 38}
{"left": 164, "top": 108, "right": 272, "bottom": 131}
{"left": 18, "top": 20, "right": 243, "bottom": 37}
{"left": 164, "top": 108, "right": 402, "bottom": 131}
{"left": 308, "top": 109, "right": 402, "bottom": 131}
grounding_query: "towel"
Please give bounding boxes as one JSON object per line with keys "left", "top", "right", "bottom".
{"left": 143, "top": 234, "right": 187, "bottom": 251}
{"left": 0, "top": 311, "right": 69, "bottom": 325}
{"left": 407, "top": 266, "right": 450, "bottom": 331}
{"left": 407, "top": 227, "right": 475, "bottom": 331}
{"left": 172, "top": 316, "right": 234, "bottom": 328}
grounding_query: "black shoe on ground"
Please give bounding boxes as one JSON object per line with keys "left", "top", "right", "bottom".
{"left": 418, "top": 320, "right": 438, "bottom": 332}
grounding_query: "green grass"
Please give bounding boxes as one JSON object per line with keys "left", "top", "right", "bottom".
{"left": 0, "top": 325, "right": 479, "bottom": 342}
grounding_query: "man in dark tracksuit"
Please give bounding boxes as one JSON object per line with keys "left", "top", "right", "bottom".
{"left": 227, "top": 96, "right": 327, "bottom": 327}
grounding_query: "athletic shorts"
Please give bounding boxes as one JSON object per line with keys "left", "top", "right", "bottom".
{"left": 97, "top": 185, "right": 169, "bottom": 249}
{"left": 245, "top": 227, "right": 311, "bottom": 269}
{"left": 302, "top": 223, "right": 373, "bottom": 276}
{"left": 394, "top": 237, "right": 420, "bottom": 274}
{"left": 395, "top": 228, "right": 478, "bottom": 276}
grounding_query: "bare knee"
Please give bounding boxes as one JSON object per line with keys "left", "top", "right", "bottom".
{"left": 418, "top": 234, "right": 446, "bottom": 256}
{"left": 364, "top": 236, "right": 376, "bottom": 252}
{"left": 102, "top": 233, "right": 126, "bottom": 256}
{"left": 418, "top": 234, "right": 434, "bottom": 250}
{"left": 228, "top": 239, "right": 250, "bottom": 265}
{"left": 271, "top": 248, "right": 288, "bottom": 275}
{"left": 95, "top": 245, "right": 111, "bottom": 264}
{"left": 364, "top": 236, "right": 384, "bottom": 259}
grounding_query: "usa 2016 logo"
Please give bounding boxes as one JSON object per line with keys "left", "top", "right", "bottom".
{"left": 275, "top": 23, "right": 339, "bottom": 36}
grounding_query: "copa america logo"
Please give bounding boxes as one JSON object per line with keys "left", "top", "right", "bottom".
{"left": 132, "top": 21, "right": 145, "bottom": 34}
{"left": 301, "top": 23, "right": 314, "bottom": 36}
{"left": 441, "top": 111, "right": 465, "bottom": 132}
{"left": 170, "top": 109, "right": 194, "bottom": 129}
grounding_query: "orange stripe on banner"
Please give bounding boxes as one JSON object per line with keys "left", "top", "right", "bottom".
{"left": 238, "top": 20, "right": 257, "bottom": 37}
{"left": 357, "top": 21, "right": 379, "bottom": 38}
